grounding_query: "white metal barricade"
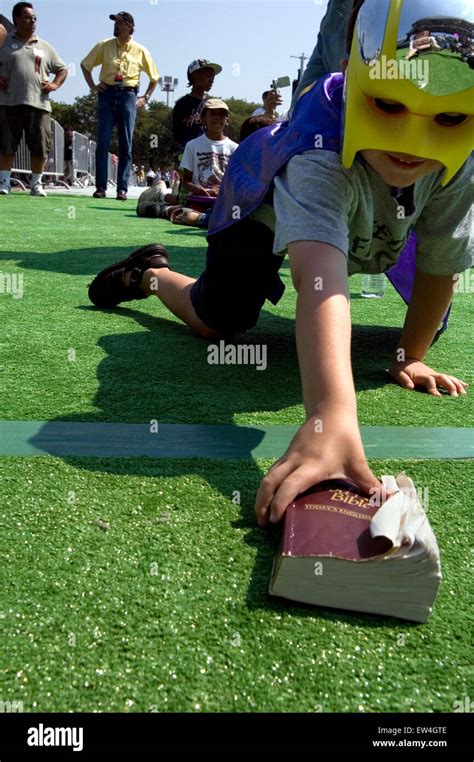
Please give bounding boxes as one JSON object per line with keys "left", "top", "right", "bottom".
{"left": 72, "top": 131, "right": 89, "bottom": 173}
{"left": 11, "top": 118, "right": 141, "bottom": 190}
{"left": 88, "top": 140, "right": 97, "bottom": 181}
{"left": 71, "top": 131, "right": 95, "bottom": 186}
{"left": 44, "top": 118, "right": 64, "bottom": 175}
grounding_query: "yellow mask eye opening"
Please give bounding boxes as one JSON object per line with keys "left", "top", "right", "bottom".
{"left": 373, "top": 99, "right": 407, "bottom": 115}
{"left": 434, "top": 113, "right": 468, "bottom": 127}
{"left": 373, "top": 100, "right": 468, "bottom": 127}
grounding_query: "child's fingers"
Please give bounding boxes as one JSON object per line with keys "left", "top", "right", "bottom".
{"left": 268, "top": 463, "right": 381, "bottom": 523}
{"left": 424, "top": 377, "right": 443, "bottom": 397}
{"left": 268, "top": 466, "right": 323, "bottom": 525}
{"left": 435, "top": 374, "right": 468, "bottom": 397}
{"left": 434, "top": 374, "right": 459, "bottom": 395}
{"left": 254, "top": 460, "right": 295, "bottom": 526}
{"left": 449, "top": 376, "right": 468, "bottom": 394}
{"left": 395, "top": 370, "right": 415, "bottom": 390}
{"left": 348, "top": 463, "right": 382, "bottom": 502}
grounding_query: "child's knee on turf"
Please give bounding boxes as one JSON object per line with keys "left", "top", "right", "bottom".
{"left": 195, "top": 323, "right": 220, "bottom": 339}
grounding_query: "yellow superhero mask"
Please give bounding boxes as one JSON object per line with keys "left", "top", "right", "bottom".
{"left": 342, "top": 0, "right": 474, "bottom": 184}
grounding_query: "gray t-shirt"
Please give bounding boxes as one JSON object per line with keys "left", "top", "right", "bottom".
{"left": 0, "top": 32, "right": 66, "bottom": 112}
{"left": 253, "top": 149, "right": 473, "bottom": 277}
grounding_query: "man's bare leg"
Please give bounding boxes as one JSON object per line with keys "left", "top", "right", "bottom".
{"left": 124, "top": 267, "right": 218, "bottom": 338}
{"left": 31, "top": 156, "right": 46, "bottom": 173}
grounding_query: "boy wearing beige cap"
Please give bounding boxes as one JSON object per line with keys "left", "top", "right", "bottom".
{"left": 179, "top": 98, "right": 238, "bottom": 197}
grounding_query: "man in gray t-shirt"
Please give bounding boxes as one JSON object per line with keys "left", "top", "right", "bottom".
{"left": 0, "top": 2, "right": 67, "bottom": 196}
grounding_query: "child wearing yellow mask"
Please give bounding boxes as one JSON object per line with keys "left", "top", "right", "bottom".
{"left": 89, "top": 0, "right": 473, "bottom": 525}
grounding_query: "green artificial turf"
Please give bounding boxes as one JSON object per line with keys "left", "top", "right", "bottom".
{"left": 1, "top": 195, "right": 473, "bottom": 428}
{"left": 1, "top": 194, "right": 473, "bottom": 713}
{"left": 1, "top": 457, "right": 472, "bottom": 713}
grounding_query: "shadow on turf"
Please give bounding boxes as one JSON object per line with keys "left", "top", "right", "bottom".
{"left": 0, "top": 244, "right": 292, "bottom": 277}
{"left": 30, "top": 302, "right": 402, "bottom": 435}
{"left": 0, "top": 245, "right": 204, "bottom": 278}
{"left": 28, "top": 303, "right": 403, "bottom": 462}
{"left": 29, "top": 302, "right": 401, "bottom": 496}
{"left": 27, "top": 302, "right": 414, "bottom": 624}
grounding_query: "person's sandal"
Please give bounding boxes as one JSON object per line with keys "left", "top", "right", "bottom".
{"left": 170, "top": 207, "right": 206, "bottom": 226}
{"left": 88, "top": 243, "right": 170, "bottom": 308}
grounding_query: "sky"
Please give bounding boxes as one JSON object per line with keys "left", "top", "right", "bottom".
{"left": 0, "top": 0, "right": 329, "bottom": 110}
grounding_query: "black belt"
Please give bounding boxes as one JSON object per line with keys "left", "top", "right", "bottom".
{"left": 106, "top": 84, "right": 138, "bottom": 93}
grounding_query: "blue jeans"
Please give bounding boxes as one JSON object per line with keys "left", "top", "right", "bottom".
{"left": 96, "top": 87, "right": 137, "bottom": 193}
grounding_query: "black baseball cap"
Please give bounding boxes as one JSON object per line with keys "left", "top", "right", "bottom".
{"left": 109, "top": 12, "right": 135, "bottom": 27}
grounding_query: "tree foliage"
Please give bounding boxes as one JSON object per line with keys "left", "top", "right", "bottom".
{"left": 222, "top": 97, "right": 261, "bottom": 143}
{"left": 51, "top": 94, "right": 260, "bottom": 170}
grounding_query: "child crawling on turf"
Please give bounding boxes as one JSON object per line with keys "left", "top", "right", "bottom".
{"left": 88, "top": 0, "right": 473, "bottom": 526}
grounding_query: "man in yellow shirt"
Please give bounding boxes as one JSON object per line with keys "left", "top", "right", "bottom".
{"left": 81, "top": 11, "right": 159, "bottom": 200}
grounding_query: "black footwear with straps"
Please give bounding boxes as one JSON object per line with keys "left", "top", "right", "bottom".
{"left": 88, "top": 243, "right": 170, "bottom": 308}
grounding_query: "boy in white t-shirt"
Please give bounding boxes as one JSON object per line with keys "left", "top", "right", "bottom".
{"left": 179, "top": 98, "right": 238, "bottom": 197}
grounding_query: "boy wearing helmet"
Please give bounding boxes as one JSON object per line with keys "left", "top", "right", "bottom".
{"left": 89, "top": 0, "right": 473, "bottom": 525}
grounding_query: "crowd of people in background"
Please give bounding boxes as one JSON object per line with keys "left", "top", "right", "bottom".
{"left": 0, "top": 4, "right": 285, "bottom": 202}
{"left": 131, "top": 165, "right": 174, "bottom": 187}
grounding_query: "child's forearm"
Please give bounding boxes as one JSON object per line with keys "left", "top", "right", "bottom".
{"left": 289, "top": 242, "right": 358, "bottom": 418}
{"left": 183, "top": 178, "right": 197, "bottom": 193}
{"left": 254, "top": 242, "right": 379, "bottom": 527}
{"left": 184, "top": 179, "right": 208, "bottom": 196}
{"left": 397, "top": 268, "right": 454, "bottom": 361}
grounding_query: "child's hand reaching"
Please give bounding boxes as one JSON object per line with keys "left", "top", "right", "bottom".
{"left": 388, "top": 357, "right": 468, "bottom": 397}
{"left": 254, "top": 405, "right": 382, "bottom": 527}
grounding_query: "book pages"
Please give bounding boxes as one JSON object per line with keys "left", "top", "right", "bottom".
{"left": 371, "top": 473, "right": 441, "bottom": 566}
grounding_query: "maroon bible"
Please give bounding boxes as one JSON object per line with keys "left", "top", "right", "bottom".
{"left": 269, "top": 477, "right": 441, "bottom": 622}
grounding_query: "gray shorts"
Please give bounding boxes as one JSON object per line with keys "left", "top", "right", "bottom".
{"left": 0, "top": 105, "right": 52, "bottom": 158}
